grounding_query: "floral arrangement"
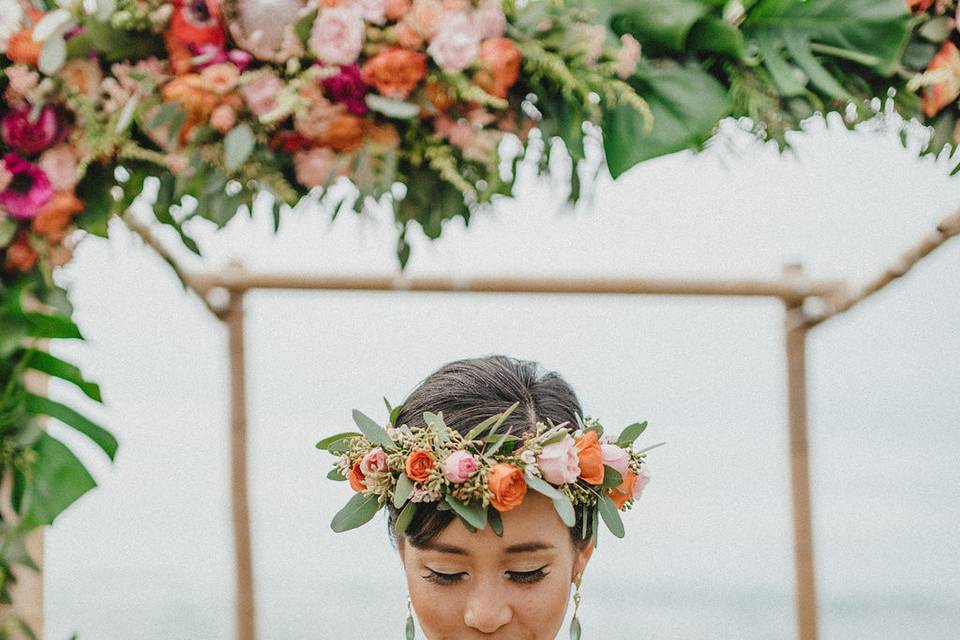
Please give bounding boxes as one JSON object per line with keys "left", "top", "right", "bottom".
{"left": 317, "top": 401, "right": 658, "bottom": 541}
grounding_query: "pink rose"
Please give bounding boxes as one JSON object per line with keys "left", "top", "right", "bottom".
{"left": 360, "top": 447, "right": 389, "bottom": 475}
{"left": 404, "top": 0, "right": 442, "bottom": 40}
{"left": 0, "top": 153, "right": 53, "bottom": 220}
{"left": 353, "top": 0, "right": 388, "bottom": 25}
{"left": 210, "top": 104, "right": 237, "bottom": 133}
{"left": 427, "top": 11, "right": 480, "bottom": 72}
{"left": 38, "top": 144, "right": 79, "bottom": 191}
{"left": 309, "top": 7, "right": 365, "bottom": 66}
{"left": 294, "top": 147, "right": 338, "bottom": 188}
{"left": 441, "top": 450, "right": 478, "bottom": 484}
{"left": 472, "top": 0, "right": 506, "bottom": 40}
{"left": 600, "top": 444, "right": 630, "bottom": 476}
{"left": 241, "top": 72, "right": 285, "bottom": 118}
{"left": 2, "top": 106, "right": 66, "bottom": 156}
{"left": 634, "top": 463, "right": 651, "bottom": 498}
{"left": 536, "top": 434, "right": 581, "bottom": 485}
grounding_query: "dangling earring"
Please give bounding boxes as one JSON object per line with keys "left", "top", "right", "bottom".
{"left": 569, "top": 572, "right": 582, "bottom": 640}
{"left": 405, "top": 594, "right": 416, "bottom": 640}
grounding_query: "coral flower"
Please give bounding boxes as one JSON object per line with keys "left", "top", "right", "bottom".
{"left": 31, "top": 191, "right": 84, "bottom": 240}
{"left": 166, "top": 0, "right": 227, "bottom": 74}
{"left": 0, "top": 153, "right": 53, "bottom": 220}
{"left": 314, "top": 113, "right": 366, "bottom": 152}
{"left": 3, "top": 232, "right": 38, "bottom": 273}
{"left": 608, "top": 469, "right": 636, "bottom": 509}
{"left": 487, "top": 463, "right": 527, "bottom": 512}
{"left": 404, "top": 449, "right": 435, "bottom": 482}
{"left": 362, "top": 47, "right": 427, "bottom": 100}
{"left": 574, "top": 431, "right": 605, "bottom": 485}
{"left": 923, "top": 41, "right": 960, "bottom": 118}
{"left": 348, "top": 457, "right": 366, "bottom": 492}
{"left": 6, "top": 30, "right": 42, "bottom": 66}
{"left": 473, "top": 38, "right": 521, "bottom": 99}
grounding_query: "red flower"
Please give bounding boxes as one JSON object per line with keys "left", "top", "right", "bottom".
{"left": 923, "top": 41, "right": 960, "bottom": 118}
{"left": 2, "top": 106, "right": 68, "bottom": 156}
{"left": 166, "top": 0, "right": 227, "bottom": 74}
{"left": 3, "top": 233, "right": 38, "bottom": 273}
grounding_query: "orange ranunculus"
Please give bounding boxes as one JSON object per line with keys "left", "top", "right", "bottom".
{"left": 7, "top": 30, "right": 43, "bottom": 66}
{"left": 923, "top": 41, "right": 960, "bottom": 118}
{"left": 487, "top": 463, "right": 527, "bottom": 512}
{"left": 405, "top": 450, "right": 435, "bottom": 482}
{"left": 366, "top": 122, "right": 400, "bottom": 149}
{"left": 165, "top": 0, "right": 226, "bottom": 75}
{"left": 574, "top": 431, "right": 605, "bottom": 485}
{"left": 32, "top": 191, "right": 84, "bottom": 240}
{"left": 315, "top": 113, "right": 366, "bottom": 152}
{"left": 608, "top": 470, "right": 637, "bottom": 509}
{"left": 424, "top": 79, "right": 455, "bottom": 112}
{"left": 3, "top": 233, "right": 38, "bottom": 273}
{"left": 362, "top": 47, "right": 428, "bottom": 100}
{"left": 348, "top": 457, "right": 366, "bottom": 492}
{"left": 473, "top": 38, "right": 521, "bottom": 99}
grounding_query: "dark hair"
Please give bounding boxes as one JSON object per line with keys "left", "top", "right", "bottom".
{"left": 385, "top": 354, "right": 594, "bottom": 550}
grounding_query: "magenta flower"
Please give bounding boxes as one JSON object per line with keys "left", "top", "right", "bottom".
{"left": 322, "top": 64, "right": 368, "bottom": 115}
{"left": 2, "top": 106, "right": 67, "bottom": 156}
{"left": 0, "top": 154, "right": 54, "bottom": 220}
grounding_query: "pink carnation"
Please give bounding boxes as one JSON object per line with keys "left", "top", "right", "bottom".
{"left": 294, "top": 147, "right": 338, "bottom": 188}
{"left": 309, "top": 7, "right": 365, "bottom": 66}
{"left": 536, "top": 434, "right": 581, "bottom": 485}
{"left": 600, "top": 443, "right": 630, "bottom": 476}
{"left": 441, "top": 450, "right": 478, "bottom": 484}
{"left": 472, "top": 0, "right": 506, "bottom": 39}
{"left": 360, "top": 447, "right": 389, "bottom": 475}
{"left": 0, "top": 153, "right": 53, "bottom": 220}
{"left": 241, "top": 72, "right": 285, "bottom": 118}
{"left": 38, "top": 144, "right": 79, "bottom": 191}
{"left": 426, "top": 11, "right": 479, "bottom": 72}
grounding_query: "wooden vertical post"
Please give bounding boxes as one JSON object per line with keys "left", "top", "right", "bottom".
{"left": 226, "top": 289, "right": 256, "bottom": 640}
{"left": 783, "top": 264, "right": 819, "bottom": 640}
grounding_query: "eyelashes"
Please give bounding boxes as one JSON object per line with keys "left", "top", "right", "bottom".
{"left": 422, "top": 566, "right": 550, "bottom": 586}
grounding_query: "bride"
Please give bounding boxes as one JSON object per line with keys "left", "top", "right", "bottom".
{"left": 320, "top": 355, "right": 653, "bottom": 639}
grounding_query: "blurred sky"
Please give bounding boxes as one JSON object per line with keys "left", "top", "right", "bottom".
{"left": 40, "top": 113, "right": 960, "bottom": 639}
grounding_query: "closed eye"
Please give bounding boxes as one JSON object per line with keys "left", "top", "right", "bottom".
{"left": 507, "top": 565, "right": 550, "bottom": 584}
{"left": 422, "top": 569, "right": 466, "bottom": 585}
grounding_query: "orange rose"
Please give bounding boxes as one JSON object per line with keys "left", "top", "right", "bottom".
{"left": 7, "top": 31, "right": 42, "bottom": 66}
{"left": 348, "top": 457, "right": 366, "bottom": 492}
{"left": 473, "top": 38, "right": 521, "bottom": 99}
{"left": 3, "top": 233, "right": 38, "bottom": 273}
{"left": 608, "top": 470, "right": 637, "bottom": 509}
{"left": 362, "top": 47, "right": 428, "bottom": 100}
{"left": 907, "top": 0, "right": 934, "bottom": 12}
{"left": 424, "top": 80, "right": 455, "bottom": 112}
{"left": 487, "top": 463, "right": 527, "bottom": 512}
{"left": 366, "top": 122, "right": 400, "bottom": 149}
{"left": 923, "top": 41, "right": 960, "bottom": 118}
{"left": 405, "top": 450, "right": 435, "bottom": 482}
{"left": 32, "top": 191, "right": 84, "bottom": 240}
{"left": 315, "top": 113, "right": 366, "bottom": 152}
{"left": 574, "top": 431, "right": 605, "bottom": 485}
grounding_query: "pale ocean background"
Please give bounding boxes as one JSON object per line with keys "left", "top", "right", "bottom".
{"left": 39, "top": 116, "right": 960, "bottom": 639}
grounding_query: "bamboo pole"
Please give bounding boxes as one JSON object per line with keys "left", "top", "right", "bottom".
{"left": 783, "top": 266, "right": 819, "bottom": 640}
{"left": 805, "top": 208, "right": 960, "bottom": 328}
{"left": 226, "top": 289, "right": 256, "bottom": 640}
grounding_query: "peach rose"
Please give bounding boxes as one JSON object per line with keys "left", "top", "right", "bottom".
{"left": 427, "top": 11, "right": 479, "bottom": 73}
{"left": 362, "top": 47, "right": 427, "bottom": 100}
{"left": 294, "top": 147, "right": 337, "bottom": 187}
{"left": 210, "top": 104, "right": 237, "bottom": 133}
{"left": 405, "top": 449, "right": 435, "bottom": 482}
{"left": 60, "top": 59, "right": 103, "bottom": 99}
{"left": 38, "top": 145, "right": 80, "bottom": 192}
{"left": 384, "top": 0, "right": 411, "bottom": 20}
{"left": 315, "top": 112, "right": 365, "bottom": 151}
{"left": 348, "top": 457, "right": 366, "bottom": 492}
{"left": 609, "top": 470, "right": 636, "bottom": 509}
{"left": 309, "top": 6, "right": 365, "bottom": 66}
{"left": 404, "top": 0, "right": 442, "bottom": 40}
{"left": 6, "top": 30, "right": 41, "bottom": 66}
{"left": 472, "top": 0, "right": 506, "bottom": 39}
{"left": 473, "top": 38, "right": 521, "bottom": 99}
{"left": 31, "top": 191, "right": 83, "bottom": 240}
{"left": 200, "top": 62, "right": 240, "bottom": 95}
{"left": 574, "top": 431, "right": 605, "bottom": 485}
{"left": 393, "top": 21, "right": 423, "bottom": 49}
{"left": 3, "top": 233, "right": 37, "bottom": 273}
{"left": 488, "top": 463, "right": 527, "bottom": 512}
{"left": 923, "top": 41, "right": 960, "bottom": 118}
{"left": 359, "top": 447, "right": 389, "bottom": 475}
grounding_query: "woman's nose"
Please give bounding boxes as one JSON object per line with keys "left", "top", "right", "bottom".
{"left": 462, "top": 577, "right": 513, "bottom": 633}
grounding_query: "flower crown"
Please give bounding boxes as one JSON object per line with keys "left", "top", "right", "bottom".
{"left": 317, "top": 400, "right": 660, "bottom": 544}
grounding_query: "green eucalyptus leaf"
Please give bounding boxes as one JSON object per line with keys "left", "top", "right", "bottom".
{"left": 395, "top": 500, "right": 418, "bottom": 536}
{"left": 393, "top": 473, "right": 414, "bottom": 508}
{"left": 352, "top": 409, "right": 395, "bottom": 450}
{"left": 465, "top": 414, "right": 500, "bottom": 441}
{"left": 597, "top": 494, "right": 626, "bottom": 538}
{"left": 327, "top": 468, "right": 346, "bottom": 481}
{"left": 552, "top": 494, "right": 577, "bottom": 527}
{"left": 315, "top": 431, "right": 361, "bottom": 450}
{"left": 489, "top": 508, "right": 503, "bottom": 536}
{"left": 524, "top": 472, "right": 565, "bottom": 501}
{"left": 445, "top": 493, "right": 487, "bottom": 530}
{"left": 331, "top": 492, "right": 382, "bottom": 532}
{"left": 223, "top": 123, "right": 256, "bottom": 172}
{"left": 616, "top": 421, "right": 648, "bottom": 448}
{"left": 601, "top": 466, "right": 624, "bottom": 489}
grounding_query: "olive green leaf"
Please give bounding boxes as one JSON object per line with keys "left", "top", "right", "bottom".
{"left": 352, "top": 409, "right": 395, "bottom": 450}
{"left": 393, "top": 473, "right": 414, "bottom": 508}
{"left": 331, "top": 493, "right": 382, "bottom": 532}
{"left": 616, "top": 421, "right": 648, "bottom": 448}
{"left": 445, "top": 494, "right": 487, "bottom": 530}
{"left": 315, "top": 431, "right": 361, "bottom": 450}
{"left": 597, "top": 494, "right": 626, "bottom": 538}
{"left": 395, "top": 500, "right": 418, "bottom": 536}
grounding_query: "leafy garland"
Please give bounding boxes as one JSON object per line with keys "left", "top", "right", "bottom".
{"left": 0, "top": 0, "right": 956, "bottom": 630}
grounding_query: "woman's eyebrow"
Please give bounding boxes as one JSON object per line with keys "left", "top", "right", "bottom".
{"left": 422, "top": 542, "right": 470, "bottom": 555}
{"left": 505, "top": 542, "right": 555, "bottom": 553}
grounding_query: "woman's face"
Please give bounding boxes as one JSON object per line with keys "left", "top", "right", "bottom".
{"left": 399, "top": 491, "right": 594, "bottom": 640}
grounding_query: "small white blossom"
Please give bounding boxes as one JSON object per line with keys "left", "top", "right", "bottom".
{"left": 519, "top": 449, "right": 536, "bottom": 465}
